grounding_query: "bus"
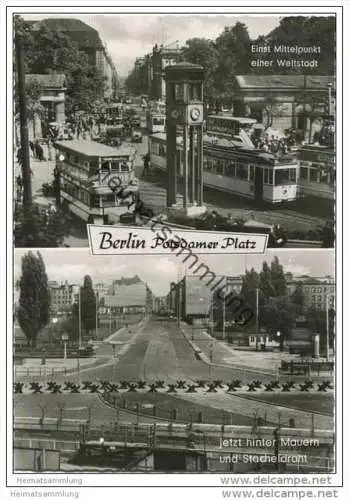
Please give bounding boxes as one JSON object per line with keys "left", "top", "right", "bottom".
{"left": 206, "top": 115, "right": 257, "bottom": 147}
{"left": 148, "top": 133, "right": 299, "bottom": 204}
{"left": 104, "top": 103, "right": 124, "bottom": 123}
{"left": 55, "top": 140, "right": 139, "bottom": 224}
{"left": 146, "top": 111, "right": 166, "bottom": 134}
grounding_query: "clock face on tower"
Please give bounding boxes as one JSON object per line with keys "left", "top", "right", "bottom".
{"left": 190, "top": 107, "right": 201, "bottom": 121}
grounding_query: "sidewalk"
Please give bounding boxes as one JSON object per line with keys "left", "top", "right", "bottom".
{"left": 180, "top": 323, "right": 290, "bottom": 375}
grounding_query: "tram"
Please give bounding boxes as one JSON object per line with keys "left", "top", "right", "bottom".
{"left": 298, "top": 145, "right": 335, "bottom": 200}
{"left": 146, "top": 110, "right": 166, "bottom": 134}
{"left": 55, "top": 140, "right": 139, "bottom": 223}
{"left": 148, "top": 133, "right": 299, "bottom": 204}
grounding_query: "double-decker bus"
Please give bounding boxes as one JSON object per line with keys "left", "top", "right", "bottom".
{"left": 148, "top": 133, "right": 299, "bottom": 204}
{"left": 205, "top": 115, "right": 257, "bottom": 147}
{"left": 55, "top": 140, "right": 139, "bottom": 224}
{"left": 146, "top": 111, "right": 166, "bottom": 134}
{"left": 104, "top": 103, "right": 124, "bottom": 123}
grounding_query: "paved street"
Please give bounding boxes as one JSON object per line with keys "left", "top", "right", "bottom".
{"left": 14, "top": 316, "right": 333, "bottom": 430}
{"left": 15, "top": 112, "right": 328, "bottom": 247}
{"left": 15, "top": 316, "right": 334, "bottom": 385}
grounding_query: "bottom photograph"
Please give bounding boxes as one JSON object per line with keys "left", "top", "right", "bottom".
{"left": 12, "top": 249, "right": 335, "bottom": 474}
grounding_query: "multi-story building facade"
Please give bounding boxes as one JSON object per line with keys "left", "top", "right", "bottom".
{"left": 93, "top": 282, "right": 109, "bottom": 299}
{"left": 29, "top": 18, "right": 119, "bottom": 99}
{"left": 286, "top": 276, "right": 335, "bottom": 311}
{"left": 103, "top": 277, "right": 155, "bottom": 315}
{"left": 151, "top": 42, "right": 182, "bottom": 100}
{"left": 48, "top": 280, "right": 80, "bottom": 314}
{"left": 167, "top": 274, "right": 334, "bottom": 325}
{"left": 21, "top": 74, "right": 67, "bottom": 141}
{"left": 232, "top": 74, "right": 335, "bottom": 139}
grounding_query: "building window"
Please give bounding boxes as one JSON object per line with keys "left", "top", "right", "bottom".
{"left": 174, "top": 84, "right": 184, "bottom": 101}
{"left": 309, "top": 169, "right": 319, "bottom": 182}
{"left": 250, "top": 336, "right": 255, "bottom": 343}
{"left": 319, "top": 170, "right": 329, "bottom": 183}
{"left": 101, "top": 160, "right": 109, "bottom": 172}
{"left": 264, "top": 168, "right": 273, "bottom": 185}
{"left": 300, "top": 167, "right": 308, "bottom": 180}
{"left": 236, "top": 163, "right": 248, "bottom": 180}
{"left": 226, "top": 162, "right": 236, "bottom": 177}
{"left": 249, "top": 165, "right": 255, "bottom": 182}
{"left": 216, "top": 159, "right": 224, "bottom": 175}
{"left": 275, "top": 169, "right": 291, "bottom": 186}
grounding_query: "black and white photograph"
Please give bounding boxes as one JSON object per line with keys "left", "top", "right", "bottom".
{"left": 12, "top": 13, "right": 336, "bottom": 248}
{"left": 3, "top": 2, "right": 346, "bottom": 499}
{"left": 13, "top": 250, "right": 335, "bottom": 474}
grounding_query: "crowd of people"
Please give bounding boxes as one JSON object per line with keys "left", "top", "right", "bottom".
{"left": 251, "top": 134, "right": 298, "bottom": 155}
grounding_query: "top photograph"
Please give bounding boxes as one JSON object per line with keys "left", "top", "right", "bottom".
{"left": 12, "top": 13, "right": 336, "bottom": 248}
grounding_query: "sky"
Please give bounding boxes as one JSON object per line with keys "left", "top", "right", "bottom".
{"left": 14, "top": 249, "right": 335, "bottom": 297}
{"left": 21, "top": 14, "right": 281, "bottom": 76}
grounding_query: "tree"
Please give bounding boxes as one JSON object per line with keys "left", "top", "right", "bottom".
{"left": 259, "top": 261, "right": 275, "bottom": 303}
{"left": 15, "top": 18, "right": 106, "bottom": 115}
{"left": 291, "top": 283, "right": 305, "bottom": 316}
{"left": 182, "top": 38, "right": 219, "bottom": 104}
{"left": 260, "top": 296, "right": 295, "bottom": 348}
{"left": 80, "top": 275, "right": 96, "bottom": 338}
{"left": 214, "top": 23, "right": 251, "bottom": 104}
{"left": 15, "top": 79, "right": 45, "bottom": 138}
{"left": 240, "top": 268, "right": 260, "bottom": 313}
{"left": 266, "top": 16, "right": 335, "bottom": 75}
{"left": 14, "top": 205, "right": 65, "bottom": 248}
{"left": 270, "top": 256, "right": 287, "bottom": 297}
{"left": 17, "top": 251, "right": 50, "bottom": 347}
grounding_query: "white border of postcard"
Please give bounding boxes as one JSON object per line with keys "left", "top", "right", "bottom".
{"left": 2, "top": 1, "right": 348, "bottom": 498}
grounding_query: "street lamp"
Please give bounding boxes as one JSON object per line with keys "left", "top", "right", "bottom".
{"left": 51, "top": 317, "right": 58, "bottom": 348}
{"left": 276, "top": 331, "right": 281, "bottom": 350}
{"left": 61, "top": 333, "right": 69, "bottom": 360}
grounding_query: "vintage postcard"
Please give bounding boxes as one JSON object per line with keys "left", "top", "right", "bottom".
{"left": 2, "top": 3, "right": 347, "bottom": 500}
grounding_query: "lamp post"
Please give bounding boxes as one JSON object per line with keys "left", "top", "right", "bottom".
{"left": 276, "top": 331, "right": 281, "bottom": 351}
{"left": 51, "top": 317, "right": 58, "bottom": 348}
{"left": 209, "top": 342, "right": 213, "bottom": 381}
{"left": 325, "top": 295, "right": 332, "bottom": 361}
{"left": 61, "top": 333, "right": 69, "bottom": 360}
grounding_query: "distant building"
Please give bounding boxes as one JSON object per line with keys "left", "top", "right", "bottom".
{"left": 232, "top": 74, "right": 335, "bottom": 138}
{"left": 286, "top": 276, "right": 335, "bottom": 311}
{"left": 167, "top": 274, "right": 335, "bottom": 327}
{"left": 94, "top": 282, "right": 109, "bottom": 298}
{"left": 29, "top": 18, "right": 119, "bottom": 98}
{"left": 105, "top": 277, "right": 155, "bottom": 314}
{"left": 48, "top": 280, "right": 80, "bottom": 314}
{"left": 23, "top": 73, "right": 67, "bottom": 140}
{"left": 151, "top": 42, "right": 182, "bottom": 100}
